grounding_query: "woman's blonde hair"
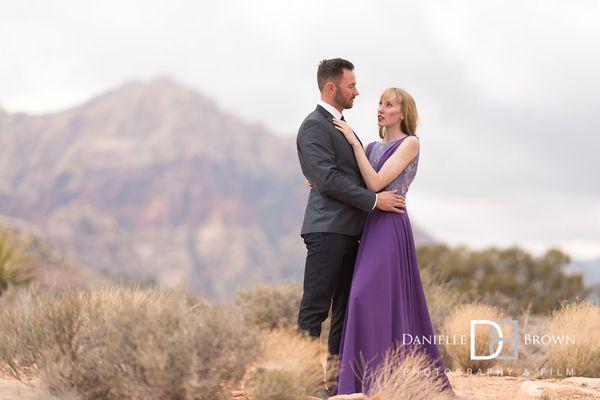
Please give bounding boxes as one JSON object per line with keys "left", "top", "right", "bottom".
{"left": 378, "top": 87, "right": 419, "bottom": 139}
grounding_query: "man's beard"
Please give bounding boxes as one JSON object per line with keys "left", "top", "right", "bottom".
{"left": 334, "top": 88, "right": 354, "bottom": 109}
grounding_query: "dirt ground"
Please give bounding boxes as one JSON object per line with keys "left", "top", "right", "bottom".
{"left": 2, "top": 373, "right": 599, "bottom": 400}
{"left": 448, "top": 373, "right": 600, "bottom": 400}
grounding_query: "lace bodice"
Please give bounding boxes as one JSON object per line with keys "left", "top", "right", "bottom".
{"left": 367, "top": 138, "right": 419, "bottom": 197}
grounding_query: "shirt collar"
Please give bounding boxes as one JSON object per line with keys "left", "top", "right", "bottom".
{"left": 318, "top": 100, "right": 343, "bottom": 120}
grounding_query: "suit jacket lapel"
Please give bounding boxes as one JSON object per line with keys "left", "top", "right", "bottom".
{"left": 315, "top": 105, "right": 363, "bottom": 147}
{"left": 316, "top": 104, "right": 334, "bottom": 120}
{"left": 354, "top": 133, "right": 364, "bottom": 147}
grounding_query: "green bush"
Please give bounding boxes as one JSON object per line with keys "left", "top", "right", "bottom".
{"left": 0, "top": 231, "right": 33, "bottom": 295}
{"left": 418, "top": 245, "right": 588, "bottom": 314}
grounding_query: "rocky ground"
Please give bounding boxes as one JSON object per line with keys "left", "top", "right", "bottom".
{"left": 1, "top": 374, "right": 599, "bottom": 399}
{"left": 446, "top": 373, "right": 600, "bottom": 400}
{"left": 0, "top": 378, "right": 57, "bottom": 400}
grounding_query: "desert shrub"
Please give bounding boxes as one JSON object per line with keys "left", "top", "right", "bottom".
{"left": 367, "top": 345, "right": 454, "bottom": 400}
{"left": 251, "top": 369, "right": 304, "bottom": 400}
{"left": 512, "top": 309, "right": 550, "bottom": 372}
{"left": 245, "top": 328, "right": 322, "bottom": 399}
{"left": 0, "top": 286, "right": 74, "bottom": 376}
{"left": 418, "top": 245, "right": 588, "bottom": 314}
{"left": 0, "top": 231, "right": 33, "bottom": 295}
{"left": 547, "top": 300, "right": 600, "bottom": 377}
{"left": 419, "top": 267, "right": 471, "bottom": 370}
{"left": 442, "top": 302, "right": 512, "bottom": 370}
{"left": 420, "top": 267, "right": 470, "bottom": 333}
{"left": 236, "top": 282, "right": 302, "bottom": 331}
{"left": 0, "top": 286, "right": 260, "bottom": 399}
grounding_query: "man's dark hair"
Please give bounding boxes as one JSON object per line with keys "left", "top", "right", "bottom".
{"left": 317, "top": 58, "right": 354, "bottom": 92}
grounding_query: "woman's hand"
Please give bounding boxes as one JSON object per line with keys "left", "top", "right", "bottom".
{"left": 333, "top": 118, "right": 360, "bottom": 147}
{"left": 304, "top": 176, "right": 312, "bottom": 189}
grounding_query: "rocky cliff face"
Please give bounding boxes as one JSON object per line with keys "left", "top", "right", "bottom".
{"left": 0, "top": 78, "right": 433, "bottom": 299}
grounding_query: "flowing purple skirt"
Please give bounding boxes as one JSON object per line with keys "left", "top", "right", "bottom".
{"left": 335, "top": 209, "right": 452, "bottom": 395}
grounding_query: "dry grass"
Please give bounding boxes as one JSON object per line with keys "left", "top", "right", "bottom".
{"left": 442, "top": 302, "right": 512, "bottom": 370}
{"left": 547, "top": 300, "right": 600, "bottom": 377}
{"left": 235, "top": 282, "right": 302, "bottom": 331}
{"left": 420, "top": 267, "right": 471, "bottom": 369}
{"left": 244, "top": 328, "right": 322, "bottom": 400}
{"left": 507, "top": 308, "right": 550, "bottom": 373}
{"left": 2, "top": 280, "right": 598, "bottom": 399}
{"left": 420, "top": 267, "right": 469, "bottom": 333}
{"left": 366, "top": 346, "right": 454, "bottom": 400}
{"left": 0, "top": 285, "right": 260, "bottom": 399}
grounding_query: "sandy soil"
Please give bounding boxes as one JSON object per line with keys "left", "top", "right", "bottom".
{"left": 2, "top": 373, "right": 599, "bottom": 400}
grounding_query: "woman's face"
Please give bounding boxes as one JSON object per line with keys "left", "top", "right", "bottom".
{"left": 377, "top": 96, "right": 403, "bottom": 128}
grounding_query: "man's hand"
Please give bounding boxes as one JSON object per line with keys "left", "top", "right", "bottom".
{"left": 375, "top": 190, "right": 406, "bottom": 214}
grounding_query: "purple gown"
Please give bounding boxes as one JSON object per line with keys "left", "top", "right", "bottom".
{"left": 335, "top": 136, "right": 452, "bottom": 395}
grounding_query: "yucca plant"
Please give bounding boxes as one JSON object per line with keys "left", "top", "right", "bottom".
{"left": 0, "top": 230, "right": 34, "bottom": 295}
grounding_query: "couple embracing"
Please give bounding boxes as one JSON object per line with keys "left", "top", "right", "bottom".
{"left": 296, "top": 58, "right": 454, "bottom": 398}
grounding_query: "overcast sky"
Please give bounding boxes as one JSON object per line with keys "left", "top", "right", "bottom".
{"left": 1, "top": 0, "right": 599, "bottom": 260}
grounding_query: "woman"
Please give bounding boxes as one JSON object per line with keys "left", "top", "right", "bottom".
{"left": 331, "top": 87, "right": 453, "bottom": 395}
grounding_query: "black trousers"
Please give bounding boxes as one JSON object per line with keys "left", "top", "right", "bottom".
{"left": 297, "top": 232, "right": 360, "bottom": 355}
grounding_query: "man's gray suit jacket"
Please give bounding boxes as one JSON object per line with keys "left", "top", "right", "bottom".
{"left": 296, "top": 105, "right": 376, "bottom": 236}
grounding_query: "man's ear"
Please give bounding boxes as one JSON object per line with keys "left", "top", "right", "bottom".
{"left": 326, "top": 81, "right": 336, "bottom": 94}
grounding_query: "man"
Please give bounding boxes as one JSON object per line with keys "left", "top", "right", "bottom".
{"left": 296, "top": 58, "right": 406, "bottom": 398}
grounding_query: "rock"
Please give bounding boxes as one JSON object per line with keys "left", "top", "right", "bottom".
{"left": 0, "top": 379, "right": 60, "bottom": 400}
{"left": 518, "top": 381, "right": 544, "bottom": 397}
{"left": 329, "top": 394, "right": 367, "bottom": 400}
{"left": 452, "top": 390, "right": 469, "bottom": 400}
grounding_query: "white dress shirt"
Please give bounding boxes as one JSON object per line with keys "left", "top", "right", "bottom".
{"left": 318, "top": 100, "right": 343, "bottom": 120}
{"left": 317, "top": 100, "right": 377, "bottom": 210}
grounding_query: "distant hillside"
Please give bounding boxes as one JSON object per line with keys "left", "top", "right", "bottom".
{"left": 0, "top": 216, "right": 112, "bottom": 289}
{"left": 569, "top": 258, "right": 600, "bottom": 286}
{"left": 0, "top": 77, "right": 435, "bottom": 299}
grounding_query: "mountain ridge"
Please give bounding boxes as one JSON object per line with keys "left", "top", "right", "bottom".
{"left": 0, "top": 77, "right": 435, "bottom": 299}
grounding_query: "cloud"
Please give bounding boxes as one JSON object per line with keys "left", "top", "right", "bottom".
{"left": 0, "top": 0, "right": 598, "bottom": 258}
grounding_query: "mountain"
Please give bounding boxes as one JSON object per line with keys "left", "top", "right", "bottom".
{"left": 0, "top": 77, "right": 434, "bottom": 299}
{"left": 568, "top": 258, "right": 600, "bottom": 286}
{"left": 0, "top": 215, "right": 112, "bottom": 290}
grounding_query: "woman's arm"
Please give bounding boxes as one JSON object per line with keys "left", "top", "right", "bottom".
{"left": 333, "top": 119, "right": 419, "bottom": 192}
